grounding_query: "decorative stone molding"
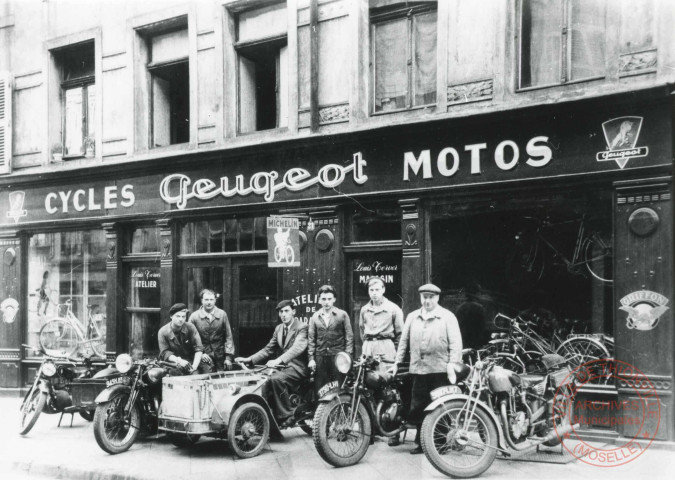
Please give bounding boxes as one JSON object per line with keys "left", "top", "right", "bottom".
{"left": 102, "top": 222, "right": 118, "bottom": 268}
{"left": 619, "top": 49, "right": 657, "bottom": 77}
{"left": 319, "top": 103, "right": 349, "bottom": 124}
{"left": 447, "top": 79, "right": 493, "bottom": 106}
{"left": 0, "top": 349, "right": 20, "bottom": 360}
{"left": 399, "top": 199, "right": 421, "bottom": 258}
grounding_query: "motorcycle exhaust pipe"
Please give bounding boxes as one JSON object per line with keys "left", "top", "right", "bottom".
{"left": 535, "top": 422, "right": 578, "bottom": 446}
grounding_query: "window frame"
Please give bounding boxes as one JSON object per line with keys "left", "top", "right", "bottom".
{"left": 516, "top": 0, "right": 607, "bottom": 91}
{"left": 61, "top": 77, "right": 95, "bottom": 159}
{"left": 370, "top": 3, "right": 438, "bottom": 115}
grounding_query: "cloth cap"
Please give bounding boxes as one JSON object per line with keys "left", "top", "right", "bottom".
{"left": 169, "top": 303, "right": 188, "bottom": 316}
{"left": 418, "top": 283, "right": 441, "bottom": 295}
{"left": 276, "top": 299, "right": 295, "bottom": 311}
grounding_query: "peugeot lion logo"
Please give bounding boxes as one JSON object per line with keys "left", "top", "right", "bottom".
{"left": 7, "top": 191, "right": 28, "bottom": 224}
{"left": 596, "top": 116, "right": 649, "bottom": 169}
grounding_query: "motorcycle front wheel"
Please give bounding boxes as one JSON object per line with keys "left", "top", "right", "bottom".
{"left": 93, "top": 393, "right": 141, "bottom": 454}
{"left": 19, "top": 388, "right": 47, "bottom": 435}
{"left": 421, "top": 400, "right": 498, "bottom": 479}
{"left": 227, "top": 402, "right": 270, "bottom": 458}
{"left": 312, "top": 398, "right": 372, "bottom": 468}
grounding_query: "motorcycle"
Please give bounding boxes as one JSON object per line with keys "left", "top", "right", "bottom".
{"left": 312, "top": 353, "right": 409, "bottom": 467}
{"left": 93, "top": 354, "right": 177, "bottom": 454}
{"left": 420, "top": 351, "right": 578, "bottom": 478}
{"left": 159, "top": 361, "right": 318, "bottom": 459}
{"left": 19, "top": 345, "right": 110, "bottom": 435}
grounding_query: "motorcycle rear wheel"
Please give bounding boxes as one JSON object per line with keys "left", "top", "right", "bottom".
{"left": 421, "top": 399, "right": 498, "bottom": 479}
{"left": 19, "top": 388, "right": 47, "bottom": 435}
{"left": 93, "top": 393, "right": 141, "bottom": 454}
{"left": 312, "top": 398, "right": 372, "bottom": 468}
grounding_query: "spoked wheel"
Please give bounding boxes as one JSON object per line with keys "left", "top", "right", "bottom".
{"left": 227, "top": 402, "right": 270, "bottom": 458}
{"left": 421, "top": 400, "right": 498, "bottom": 479}
{"left": 168, "top": 433, "right": 202, "bottom": 447}
{"left": 556, "top": 337, "right": 611, "bottom": 384}
{"left": 312, "top": 398, "right": 372, "bottom": 467}
{"left": 19, "top": 388, "right": 47, "bottom": 435}
{"left": 584, "top": 233, "right": 613, "bottom": 284}
{"left": 39, "top": 318, "right": 79, "bottom": 357}
{"left": 93, "top": 393, "right": 141, "bottom": 454}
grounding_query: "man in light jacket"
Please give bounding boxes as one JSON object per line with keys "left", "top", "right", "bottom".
{"left": 394, "top": 284, "right": 463, "bottom": 454}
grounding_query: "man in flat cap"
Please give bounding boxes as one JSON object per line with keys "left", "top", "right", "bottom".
{"left": 236, "top": 300, "right": 309, "bottom": 426}
{"left": 158, "top": 303, "right": 212, "bottom": 374}
{"left": 393, "top": 283, "right": 462, "bottom": 454}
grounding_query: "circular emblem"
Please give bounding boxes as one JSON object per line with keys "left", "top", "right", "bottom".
{"left": 315, "top": 229, "right": 334, "bottom": 252}
{"left": 628, "top": 207, "right": 659, "bottom": 237}
{"left": 3, "top": 248, "right": 16, "bottom": 266}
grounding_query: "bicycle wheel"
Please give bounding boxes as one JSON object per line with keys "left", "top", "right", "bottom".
{"left": 583, "top": 233, "right": 613, "bottom": 283}
{"left": 39, "top": 318, "right": 79, "bottom": 357}
{"left": 556, "top": 337, "right": 611, "bottom": 383}
{"left": 285, "top": 245, "right": 295, "bottom": 265}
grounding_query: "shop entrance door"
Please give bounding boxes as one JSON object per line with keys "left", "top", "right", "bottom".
{"left": 183, "top": 257, "right": 280, "bottom": 358}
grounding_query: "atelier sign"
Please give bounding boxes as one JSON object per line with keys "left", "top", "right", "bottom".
{"left": 131, "top": 269, "right": 160, "bottom": 289}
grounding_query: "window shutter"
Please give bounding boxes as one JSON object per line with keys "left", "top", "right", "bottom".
{"left": 0, "top": 73, "right": 11, "bottom": 175}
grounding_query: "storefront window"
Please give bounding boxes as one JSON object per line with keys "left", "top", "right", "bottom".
{"left": 181, "top": 217, "right": 268, "bottom": 253}
{"left": 430, "top": 190, "right": 613, "bottom": 349}
{"left": 27, "top": 230, "right": 106, "bottom": 358}
{"left": 130, "top": 226, "right": 160, "bottom": 253}
{"left": 127, "top": 266, "right": 161, "bottom": 359}
{"left": 349, "top": 206, "right": 400, "bottom": 242}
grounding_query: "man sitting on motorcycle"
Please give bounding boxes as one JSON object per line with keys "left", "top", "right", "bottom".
{"left": 235, "top": 300, "right": 309, "bottom": 427}
{"left": 158, "top": 303, "right": 212, "bottom": 375}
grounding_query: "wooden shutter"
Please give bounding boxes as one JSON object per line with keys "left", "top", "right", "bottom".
{"left": 0, "top": 73, "right": 11, "bottom": 174}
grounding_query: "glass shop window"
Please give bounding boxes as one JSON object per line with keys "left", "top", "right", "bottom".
{"left": 348, "top": 205, "right": 400, "bottom": 243}
{"left": 130, "top": 226, "right": 161, "bottom": 254}
{"left": 127, "top": 266, "right": 161, "bottom": 359}
{"left": 26, "top": 230, "right": 107, "bottom": 358}
{"left": 181, "top": 217, "right": 268, "bottom": 254}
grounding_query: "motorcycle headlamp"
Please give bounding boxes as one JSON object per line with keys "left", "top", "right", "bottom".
{"left": 42, "top": 361, "right": 57, "bottom": 377}
{"left": 115, "top": 354, "right": 133, "bottom": 373}
{"left": 335, "top": 352, "right": 353, "bottom": 374}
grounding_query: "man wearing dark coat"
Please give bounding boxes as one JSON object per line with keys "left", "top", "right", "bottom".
{"left": 236, "top": 300, "right": 308, "bottom": 426}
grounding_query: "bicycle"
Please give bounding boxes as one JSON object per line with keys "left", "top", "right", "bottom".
{"left": 38, "top": 299, "right": 106, "bottom": 359}
{"left": 507, "top": 214, "right": 613, "bottom": 286}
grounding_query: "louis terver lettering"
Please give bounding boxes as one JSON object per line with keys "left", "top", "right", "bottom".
{"left": 160, "top": 153, "right": 368, "bottom": 209}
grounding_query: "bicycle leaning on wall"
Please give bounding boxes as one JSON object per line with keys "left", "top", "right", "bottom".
{"left": 38, "top": 299, "right": 106, "bottom": 359}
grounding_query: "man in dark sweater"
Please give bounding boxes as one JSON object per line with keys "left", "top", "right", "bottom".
{"left": 308, "top": 285, "right": 354, "bottom": 392}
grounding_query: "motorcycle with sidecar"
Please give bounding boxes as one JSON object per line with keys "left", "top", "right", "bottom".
{"left": 157, "top": 362, "right": 317, "bottom": 458}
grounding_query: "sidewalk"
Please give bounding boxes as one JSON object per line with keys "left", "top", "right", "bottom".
{"left": 1, "top": 396, "right": 673, "bottom": 480}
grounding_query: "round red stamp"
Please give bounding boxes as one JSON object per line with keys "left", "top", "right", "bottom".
{"left": 552, "top": 358, "right": 660, "bottom": 467}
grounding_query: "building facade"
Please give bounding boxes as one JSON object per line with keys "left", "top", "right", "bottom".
{"left": 0, "top": 0, "right": 673, "bottom": 444}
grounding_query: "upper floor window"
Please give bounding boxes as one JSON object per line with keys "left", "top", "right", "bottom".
{"left": 53, "top": 42, "right": 96, "bottom": 157}
{"left": 147, "top": 26, "right": 190, "bottom": 146}
{"left": 519, "top": 0, "right": 606, "bottom": 89}
{"left": 371, "top": 1, "right": 437, "bottom": 113}
{"left": 235, "top": 3, "right": 288, "bottom": 133}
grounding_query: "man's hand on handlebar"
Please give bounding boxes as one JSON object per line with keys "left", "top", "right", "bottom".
{"left": 235, "top": 356, "right": 251, "bottom": 365}
{"left": 266, "top": 358, "right": 283, "bottom": 368}
{"left": 201, "top": 353, "right": 213, "bottom": 365}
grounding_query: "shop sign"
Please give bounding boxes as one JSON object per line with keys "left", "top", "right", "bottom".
{"left": 267, "top": 217, "right": 300, "bottom": 268}
{"left": 160, "top": 153, "right": 368, "bottom": 208}
{"left": 45, "top": 185, "right": 135, "bottom": 214}
{"left": 596, "top": 116, "right": 649, "bottom": 169}
{"left": 619, "top": 290, "right": 669, "bottom": 331}
{"left": 291, "top": 293, "right": 320, "bottom": 324}
{"left": 131, "top": 269, "right": 160, "bottom": 289}
{"left": 353, "top": 260, "right": 401, "bottom": 287}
